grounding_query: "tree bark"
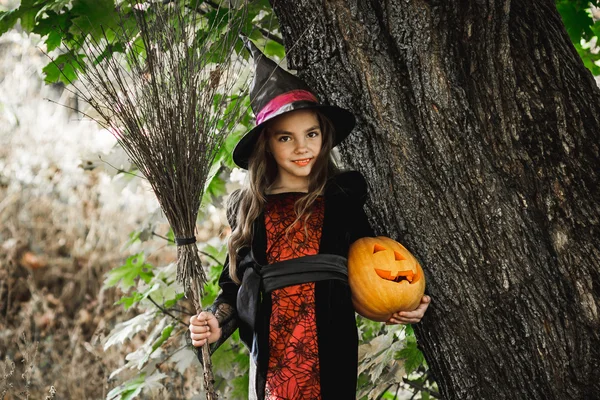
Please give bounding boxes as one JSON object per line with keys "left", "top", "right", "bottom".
{"left": 270, "top": 0, "right": 600, "bottom": 399}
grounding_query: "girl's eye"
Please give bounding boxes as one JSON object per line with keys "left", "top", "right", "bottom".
{"left": 278, "top": 136, "right": 291, "bottom": 142}
{"left": 308, "top": 131, "right": 319, "bottom": 138}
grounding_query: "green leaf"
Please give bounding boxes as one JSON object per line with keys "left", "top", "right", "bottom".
{"left": 575, "top": 40, "right": 600, "bottom": 75}
{"left": 103, "top": 311, "right": 155, "bottom": 350}
{"left": 229, "top": 374, "right": 250, "bottom": 399}
{"left": 121, "top": 388, "right": 143, "bottom": 400}
{"left": 125, "top": 230, "right": 142, "bottom": 248}
{"left": 0, "top": 10, "right": 20, "bottom": 36}
{"left": 201, "top": 168, "right": 227, "bottom": 208}
{"left": 356, "top": 315, "right": 385, "bottom": 343}
{"left": 247, "top": 0, "right": 272, "bottom": 15}
{"left": 204, "top": 8, "right": 231, "bottom": 35}
{"left": 70, "top": 0, "right": 119, "bottom": 40}
{"left": 17, "top": 1, "right": 46, "bottom": 32}
{"left": 45, "top": 0, "right": 73, "bottom": 13}
{"left": 42, "top": 59, "right": 61, "bottom": 83}
{"left": 208, "top": 95, "right": 252, "bottom": 171}
{"left": 397, "top": 340, "right": 425, "bottom": 374}
{"left": 106, "top": 374, "right": 145, "bottom": 400}
{"left": 33, "top": 9, "right": 71, "bottom": 35}
{"left": 45, "top": 29, "right": 62, "bottom": 51}
{"left": 166, "top": 228, "right": 175, "bottom": 245}
{"left": 163, "top": 293, "right": 184, "bottom": 308}
{"left": 151, "top": 324, "right": 174, "bottom": 352}
{"left": 42, "top": 52, "right": 86, "bottom": 84}
{"left": 32, "top": 10, "right": 73, "bottom": 52}
{"left": 264, "top": 39, "right": 285, "bottom": 59}
{"left": 556, "top": 0, "right": 595, "bottom": 42}
{"left": 115, "top": 291, "right": 144, "bottom": 310}
{"left": 201, "top": 243, "right": 227, "bottom": 264}
{"left": 103, "top": 252, "right": 154, "bottom": 291}
{"left": 107, "top": 371, "right": 167, "bottom": 400}
{"left": 211, "top": 335, "right": 249, "bottom": 399}
{"left": 93, "top": 41, "right": 125, "bottom": 65}
{"left": 0, "top": 0, "right": 49, "bottom": 34}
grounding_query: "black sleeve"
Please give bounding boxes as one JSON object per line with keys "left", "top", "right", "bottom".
{"left": 345, "top": 171, "right": 376, "bottom": 243}
{"left": 206, "top": 189, "right": 243, "bottom": 354}
{"left": 349, "top": 202, "right": 375, "bottom": 243}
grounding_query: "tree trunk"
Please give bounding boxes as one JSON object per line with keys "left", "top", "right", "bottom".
{"left": 271, "top": 0, "right": 600, "bottom": 399}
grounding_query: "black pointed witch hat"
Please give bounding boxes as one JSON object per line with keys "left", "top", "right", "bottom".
{"left": 232, "top": 35, "right": 356, "bottom": 170}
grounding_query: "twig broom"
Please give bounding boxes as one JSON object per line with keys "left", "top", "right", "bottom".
{"left": 45, "top": 1, "right": 252, "bottom": 398}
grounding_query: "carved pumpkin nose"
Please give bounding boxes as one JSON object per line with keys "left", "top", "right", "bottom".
{"left": 348, "top": 236, "right": 427, "bottom": 322}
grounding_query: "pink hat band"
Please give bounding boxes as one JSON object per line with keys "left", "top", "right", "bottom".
{"left": 255, "top": 90, "right": 318, "bottom": 125}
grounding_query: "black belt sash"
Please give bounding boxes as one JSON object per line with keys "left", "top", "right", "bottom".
{"left": 236, "top": 253, "right": 348, "bottom": 331}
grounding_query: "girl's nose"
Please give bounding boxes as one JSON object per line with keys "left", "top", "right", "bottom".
{"left": 294, "top": 138, "right": 308, "bottom": 153}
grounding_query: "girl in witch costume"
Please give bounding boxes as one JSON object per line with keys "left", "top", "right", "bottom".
{"left": 189, "top": 37, "right": 430, "bottom": 400}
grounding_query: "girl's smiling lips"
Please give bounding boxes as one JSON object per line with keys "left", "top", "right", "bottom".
{"left": 293, "top": 158, "right": 312, "bottom": 166}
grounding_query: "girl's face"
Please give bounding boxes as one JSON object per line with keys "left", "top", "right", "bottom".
{"left": 266, "top": 108, "right": 323, "bottom": 187}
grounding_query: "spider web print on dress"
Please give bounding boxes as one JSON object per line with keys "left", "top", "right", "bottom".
{"left": 264, "top": 193, "right": 325, "bottom": 400}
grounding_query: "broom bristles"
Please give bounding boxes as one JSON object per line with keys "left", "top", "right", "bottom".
{"left": 52, "top": 0, "right": 250, "bottom": 291}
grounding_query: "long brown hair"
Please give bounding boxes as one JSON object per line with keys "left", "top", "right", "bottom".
{"left": 227, "top": 109, "right": 340, "bottom": 283}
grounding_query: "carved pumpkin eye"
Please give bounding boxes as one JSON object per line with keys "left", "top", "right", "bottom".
{"left": 373, "top": 244, "right": 386, "bottom": 253}
{"left": 373, "top": 245, "right": 405, "bottom": 261}
{"left": 348, "top": 236, "right": 427, "bottom": 322}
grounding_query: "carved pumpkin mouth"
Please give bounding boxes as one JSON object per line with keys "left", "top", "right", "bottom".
{"left": 372, "top": 243, "right": 418, "bottom": 283}
{"left": 374, "top": 268, "right": 415, "bottom": 283}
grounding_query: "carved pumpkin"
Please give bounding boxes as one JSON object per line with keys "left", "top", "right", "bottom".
{"left": 348, "top": 236, "right": 426, "bottom": 322}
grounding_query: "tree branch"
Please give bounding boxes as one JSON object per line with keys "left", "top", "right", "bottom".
{"left": 148, "top": 295, "right": 188, "bottom": 327}
{"left": 402, "top": 377, "right": 440, "bottom": 399}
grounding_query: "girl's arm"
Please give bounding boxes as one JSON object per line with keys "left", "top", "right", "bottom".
{"left": 189, "top": 189, "right": 243, "bottom": 353}
{"left": 188, "top": 254, "right": 240, "bottom": 353}
{"left": 205, "top": 254, "right": 240, "bottom": 353}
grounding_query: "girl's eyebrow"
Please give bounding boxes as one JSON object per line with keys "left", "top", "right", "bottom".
{"left": 273, "top": 125, "right": 320, "bottom": 135}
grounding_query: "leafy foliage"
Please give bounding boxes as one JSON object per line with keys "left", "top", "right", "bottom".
{"left": 101, "top": 238, "right": 252, "bottom": 399}
{"left": 556, "top": 0, "right": 600, "bottom": 75}
{"left": 104, "top": 252, "right": 154, "bottom": 292}
{"left": 356, "top": 319, "right": 434, "bottom": 399}
{"left": 106, "top": 372, "right": 167, "bottom": 400}
{"left": 556, "top": 0, "right": 599, "bottom": 41}
{"left": 397, "top": 326, "right": 426, "bottom": 375}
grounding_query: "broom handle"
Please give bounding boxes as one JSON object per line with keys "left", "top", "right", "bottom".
{"left": 194, "top": 279, "right": 218, "bottom": 400}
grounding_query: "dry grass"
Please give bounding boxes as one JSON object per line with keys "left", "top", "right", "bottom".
{"left": 0, "top": 177, "right": 135, "bottom": 399}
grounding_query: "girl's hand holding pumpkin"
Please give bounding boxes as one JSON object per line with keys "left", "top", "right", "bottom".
{"left": 189, "top": 311, "right": 222, "bottom": 347}
{"left": 385, "top": 295, "right": 431, "bottom": 325}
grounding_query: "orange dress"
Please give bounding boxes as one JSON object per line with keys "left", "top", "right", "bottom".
{"left": 263, "top": 192, "right": 325, "bottom": 400}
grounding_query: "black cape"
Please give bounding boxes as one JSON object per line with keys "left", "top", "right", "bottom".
{"left": 209, "top": 170, "right": 375, "bottom": 399}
